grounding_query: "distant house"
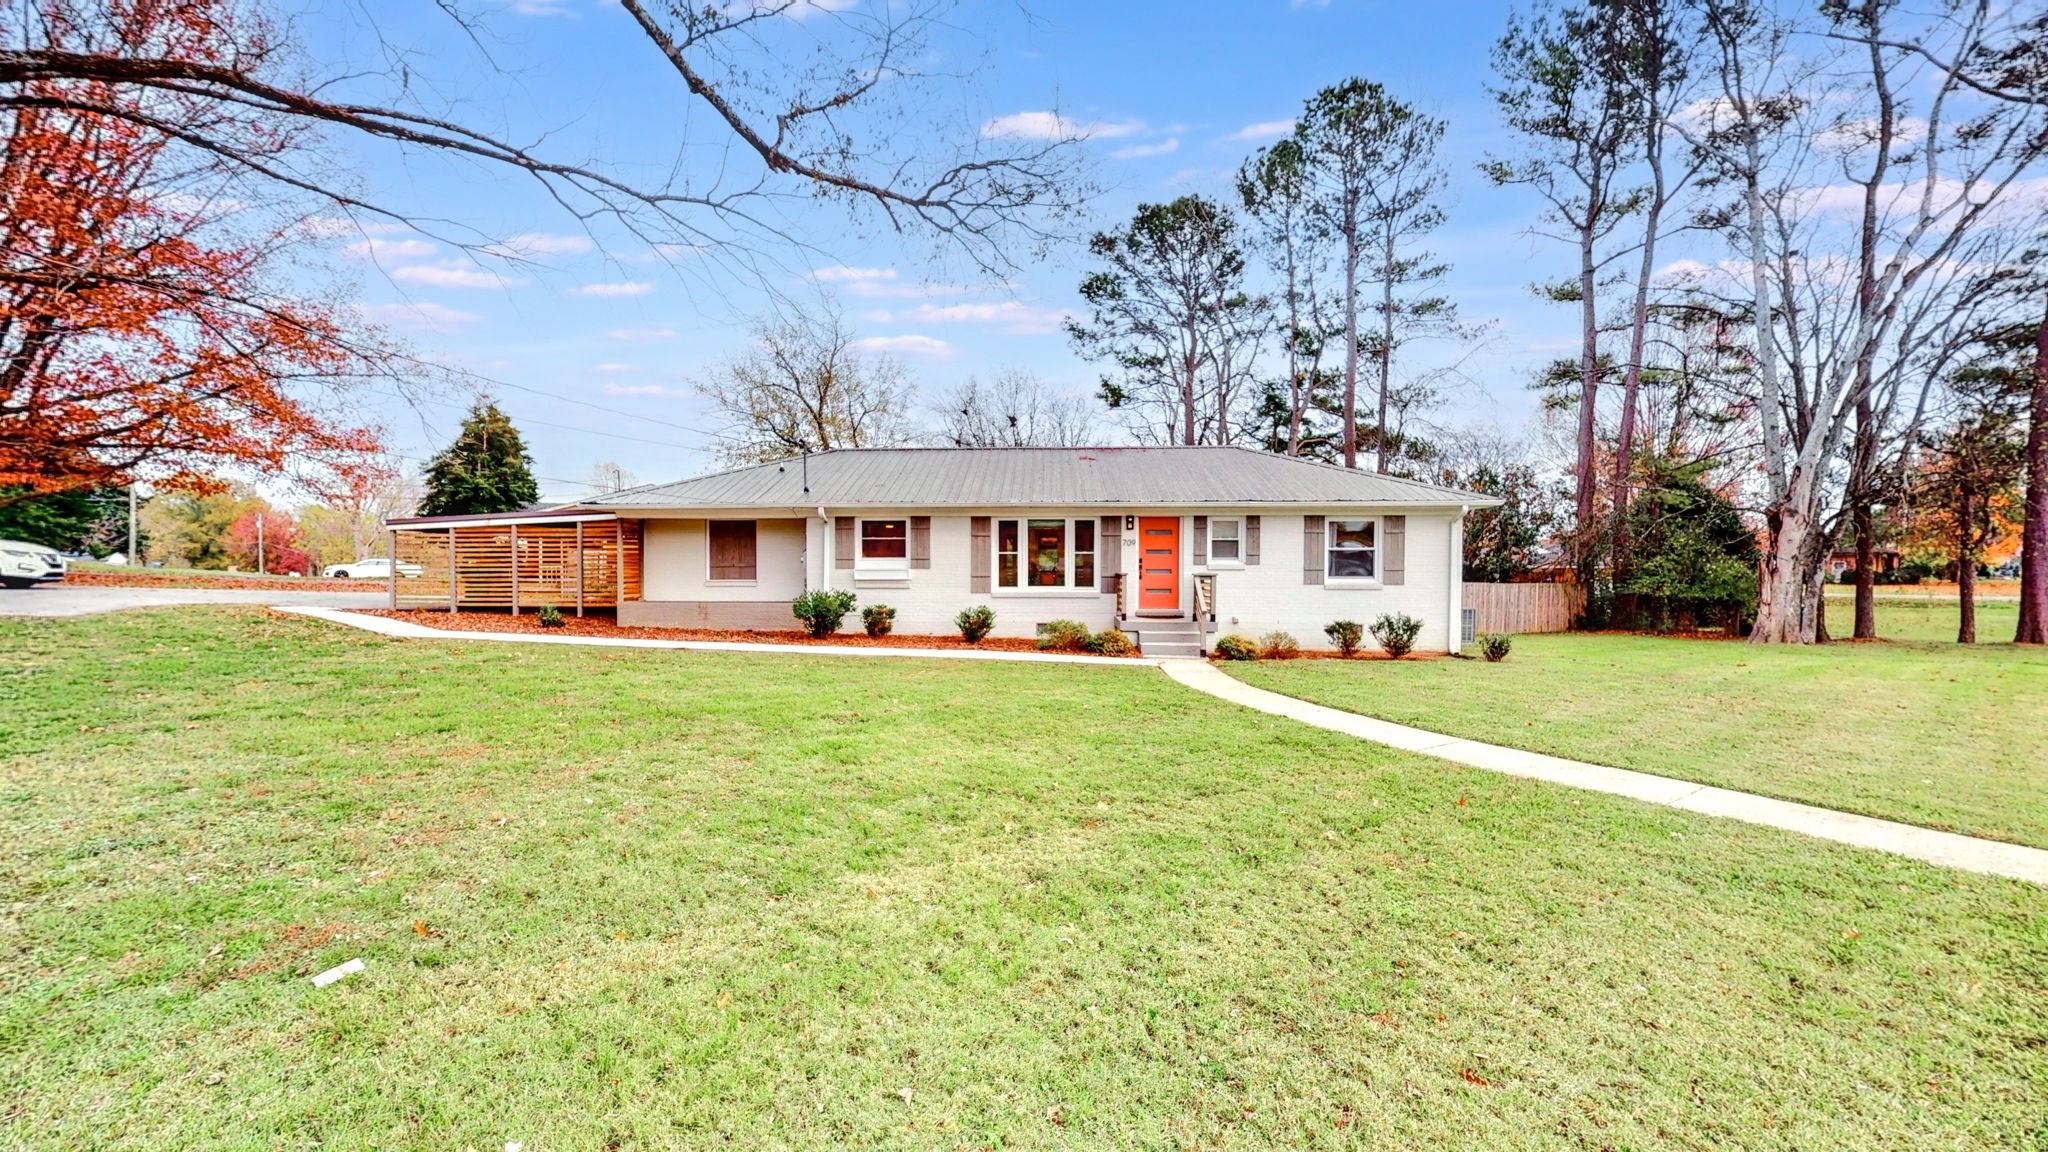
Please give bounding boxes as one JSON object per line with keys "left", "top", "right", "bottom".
{"left": 383, "top": 446, "right": 1501, "bottom": 655}
{"left": 1827, "top": 545, "right": 1900, "bottom": 580}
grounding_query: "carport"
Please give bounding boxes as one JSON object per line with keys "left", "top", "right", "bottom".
{"left": 384, "top": 509, "right": 641, "bottom": 615}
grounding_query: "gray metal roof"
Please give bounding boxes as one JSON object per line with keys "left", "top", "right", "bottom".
{"left": 593, "top": 447, "right": 1500, "bottom": 509}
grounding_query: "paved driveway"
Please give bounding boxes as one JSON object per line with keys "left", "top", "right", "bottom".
{"left": 0, "top": 585, "right": 387, "bottom": 618}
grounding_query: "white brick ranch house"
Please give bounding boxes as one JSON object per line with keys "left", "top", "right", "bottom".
{"left": 385, "top": 446, "right": 1499, "bottom": 655}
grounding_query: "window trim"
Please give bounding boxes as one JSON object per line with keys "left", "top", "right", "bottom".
{"left": 992, "top": 515, "right": 1100, "bottom": 596}
{"left": 855, "top": 517, "right": 911, "bottom": 572}
{"left": 1325, "top": 515, "right": 1383, "bottom": 587}
{"left": 1206, "top": 517, "right": 1244, "bottom": 568}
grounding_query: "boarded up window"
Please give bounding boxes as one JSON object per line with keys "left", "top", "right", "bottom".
{"left": 708, "top": 520, "right": 757, "bottom": 581}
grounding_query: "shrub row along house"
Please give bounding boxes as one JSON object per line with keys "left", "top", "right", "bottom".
{"left": 384, "top": 447, "right": 1498, "bottom": 655}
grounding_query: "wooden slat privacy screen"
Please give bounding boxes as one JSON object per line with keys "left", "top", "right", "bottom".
{"left": 391, "top": 519, "right": 638, "bottom": 613}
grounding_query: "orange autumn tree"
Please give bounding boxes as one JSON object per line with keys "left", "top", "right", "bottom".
{"left": 0, "top": 0, "right": 389, "bottom": 508}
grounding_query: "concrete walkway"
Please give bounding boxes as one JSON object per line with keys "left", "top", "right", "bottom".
{"left": 272, "top": 605, "right": 1157, "bottom": 668}
{"left": 1161, "top": 660, "right": 2048, "bottom": 885}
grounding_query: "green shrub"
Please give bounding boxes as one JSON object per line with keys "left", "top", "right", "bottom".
{"left": 1323, "top": 619, "right": 1363, "bottom": 656}
{"left": 1369, "top": 612, "right": 1423, "bottom": 658}
{"left": 1089, "top": 628, "right": 1136, "bottom": 657}
{"left": 791, "top": 589, "right": 858, "bottom": 638}
{"left": 1258, "top": 630, "right": 1300, "bottom": 659}
{"left": 1212, "top": 633, "right": 1258, "bottom": 661}
{"left": 1478, "top": 632, "right": 1512, "bottom": 662}
{"left": 956, "top": 605, "right": 996, "bottom": 644}
{"left": 860, "top": 604, "right": 896, "bottom": 638}
{"left": 536, "top": 605, "right": 566, "bottom": 629}
{"left": 1037, "top": 618, "right": 1093, "bottom": 652}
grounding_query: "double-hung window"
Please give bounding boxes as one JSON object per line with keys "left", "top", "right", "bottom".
{"left": 995, "top": 517, "right": 1095, "bottom": 590}
{"left": 1209, "top": 518, "right": 1242, "bottom": 564}
{"left": 1327, "top": 518, "right": 1378, "bottom": 580}
{"left": 859, "top": 519, "right": 909, "bottom": 570}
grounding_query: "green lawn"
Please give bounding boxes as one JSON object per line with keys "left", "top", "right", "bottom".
{"left": 1232, "top": 601, "right": 2048, "bottom": 849}
{"left": 2, "top": 610, "right": 2044, "bottom": 1150}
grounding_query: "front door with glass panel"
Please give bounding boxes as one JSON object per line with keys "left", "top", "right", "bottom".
{"left": 1136, "top": 517, "right": 1181, "bottom": 612}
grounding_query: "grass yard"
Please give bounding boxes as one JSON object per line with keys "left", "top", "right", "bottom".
{"left": 1232, "top": 601, "right": 2048, "bottom": 850}
{"left": 2, "top": 609, "right": 2044, "bottom": 1150}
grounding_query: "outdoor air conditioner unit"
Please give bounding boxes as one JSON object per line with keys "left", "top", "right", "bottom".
{"left": 1460, "top": 607, "right": 1477, "bottom": 645}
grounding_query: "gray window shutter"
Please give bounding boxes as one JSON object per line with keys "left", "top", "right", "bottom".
{"left": 1245, "top": 515, "right": 1260, "bottom": 565}
{"left": 1303, "top": 515, "right": 1324, "bottom": 585}
{"left": 1383, "top": 515, "right": 1406, "bottom": 586}
{"left": 910, "top": 516, "right": 931, "bottom": 570}
{"left": 1099, "top": 516, "right": 1121, "bottom": 583}
{"left": 969, "top": 516, "right": 991, "bottom": 593}
{"left": 1192, "top": 515, "right": 1207, "bottom": 566}
{"left": 835, "top": 516, "right": 855, "bottom": 570}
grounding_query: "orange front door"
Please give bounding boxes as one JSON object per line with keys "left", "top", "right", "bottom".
{"left": 1136, "top": 517, "right": 1181, "bottom": 612}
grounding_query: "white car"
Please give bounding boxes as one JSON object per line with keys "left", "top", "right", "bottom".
{"left": 0, "top": 540, "right": 67, "bottom": 588}
{"left": 323, "top": 558, "right": 422, "bottom": 580}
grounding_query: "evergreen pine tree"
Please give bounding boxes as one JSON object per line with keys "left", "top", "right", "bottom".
{"left": 418, "top": 400, "right": 540, "bottom": 516}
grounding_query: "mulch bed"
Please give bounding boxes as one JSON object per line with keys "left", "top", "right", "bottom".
{"left": 65, "top": 571, "right": 387, "bottom": 593}
{"left": 352, "top": 609, "right": 1140, "bottom": 656}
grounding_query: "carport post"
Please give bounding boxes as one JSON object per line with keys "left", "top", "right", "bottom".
{"left": 388, "top": 529, "right": 397, "bottom": 608}
{"left": 509, "top": 523, "right": 519, "bottom": 616}
{"left": 448, "top": 527, "right": 458, "bottom": 614}
{"left": 575, "top": 521, "right": 585, "bottom": 617}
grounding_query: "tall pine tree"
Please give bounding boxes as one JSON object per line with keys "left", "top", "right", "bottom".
{"left": 418, "top": 400, "right": 540, "bottom": 516}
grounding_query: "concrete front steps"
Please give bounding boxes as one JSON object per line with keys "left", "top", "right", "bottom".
{"left": 1126, "top": 616, "right": 1205, "bottom": 659}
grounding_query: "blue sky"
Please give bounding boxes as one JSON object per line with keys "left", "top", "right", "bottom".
{"left": 309, "top": 0, "right": 1570, "bottom": 502}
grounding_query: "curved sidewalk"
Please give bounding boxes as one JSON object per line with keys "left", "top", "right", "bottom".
{"left": 1162, "top": 659, "right": 2048, "bottom": 886}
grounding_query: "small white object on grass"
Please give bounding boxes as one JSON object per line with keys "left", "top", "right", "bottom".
{"left": 310, "top": 958, "right": 365, "bottom": 987}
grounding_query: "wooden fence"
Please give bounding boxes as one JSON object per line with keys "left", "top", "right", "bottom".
{"left": 391, "top": 518, "right": 641, "bottom": 613}
{"left": 1462, "top": 582, "right": 1584, "bottom": 634}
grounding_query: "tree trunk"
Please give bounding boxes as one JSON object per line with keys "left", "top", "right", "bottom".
{"left": 1753, "top": 494, "right": 1823, "bottom": 644}
{"left": 1341, "top": 221, "right": 1360, "bottom": 469}
{"left": 1957, "top": 482, "right": 1977, "bottom": 644}
{"left": 1574, "top": 228, "right": 1600, "bottom": 571}
{"left": 1376, "top": 264, "right": 1394, "bottom": 474}
{"left": 2019, "top": 295, "right": 2048, "bottom": 644}
{"left": 1852, "top": 493, "right": 1876, "bottom": 639}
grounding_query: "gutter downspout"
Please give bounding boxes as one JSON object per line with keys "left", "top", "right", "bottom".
{"left": 817, "top": 505, "right": 830, "bottom": 592}
{"left": 1449, "top": 506, "right": 1468, "bottom": 654}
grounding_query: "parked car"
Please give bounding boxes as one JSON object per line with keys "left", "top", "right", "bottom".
{"left": 322, "top": 558, "right": 422, "bottom": 579}
{"left": 0, "top": 540, "right": 67, "bottom": 588}
{"left": 1992, "top": 558, "right": 2022, "bottom": 579}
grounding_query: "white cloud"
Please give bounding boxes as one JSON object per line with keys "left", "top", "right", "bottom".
{"left": 1111, "top": 138, "right": 1180, "bottom": 160}
{"left": 724, "top": 0, "right": 857, "bottom": 20}
{"left": 606, "top": 326, "right": 676, "bottom": 341}
{"left": 487, "top": 232, "right": 595, "bottom": 258}
{"left": 812, "top": 265, "right": 896, "bottom": 283}
{"left": 566, "top": 281, "right": 656, "bottom": 297}
{"left": 593, "top": 363, "right": 635, "bottom": 374}
{"left": 852, "top": 334, "right": 954, "bottom": 358}
{"left": 894, "top": 300, "right": 1072, "bottom": 335}
{"left": 359, "top": 302, "right": 483, "bottom": 333}
{"left": 602, "top": 383, "right": 668, "bottom": 396}
{"left": 1228, "top": 119, "right": 1296, "bottom": 143}
{"left": 391, "top": 263, "right": 519, "bottom": 289}
{"left": 981, "top": 111, "right": 1144, "bottom": 141}
{"left": 810, "top": 265, "right": 994, "bottom": 299}
{"left": 345, "top": 238, "right": 436, "bottom": 261}
{"left": 509, "top": 0, "right": 576, "bottom": 15}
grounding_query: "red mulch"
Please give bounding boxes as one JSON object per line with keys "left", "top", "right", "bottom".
{"left": 65, "top": 570, "right": 386, "bottom": 592}
{"left": 353, "top": 608, "right": 1140, "bottom": 656}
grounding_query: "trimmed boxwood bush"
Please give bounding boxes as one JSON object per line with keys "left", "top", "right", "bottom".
{"left": 1324, "top": 619, "right": 1363, "bottom": 656}
{"left": 1038, "top": 618, "right": 1093, "bottom": 652}
{"left": 956, "top": 605, "right": 996, "bottom": 644}
{"left": 791, "top": 589, "right": 857, "bottom": 638}
{"left": 1479, "top": 632, "right": 1512, "bottom": 662}
{"left": 1258, "top": 630, "right": 1301, "bottom": 659}
{"left": 860, "top": 604, "right": 896, "bottom": 638}
{"left": 1212, "top": 634, "right": 1258, "bottom": 661}
{"left": 1369, "top": 612, "right": 1423, "bottom": 658}
{"left": 1090, "top": 628, "right": 1136, "bottom": 657}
